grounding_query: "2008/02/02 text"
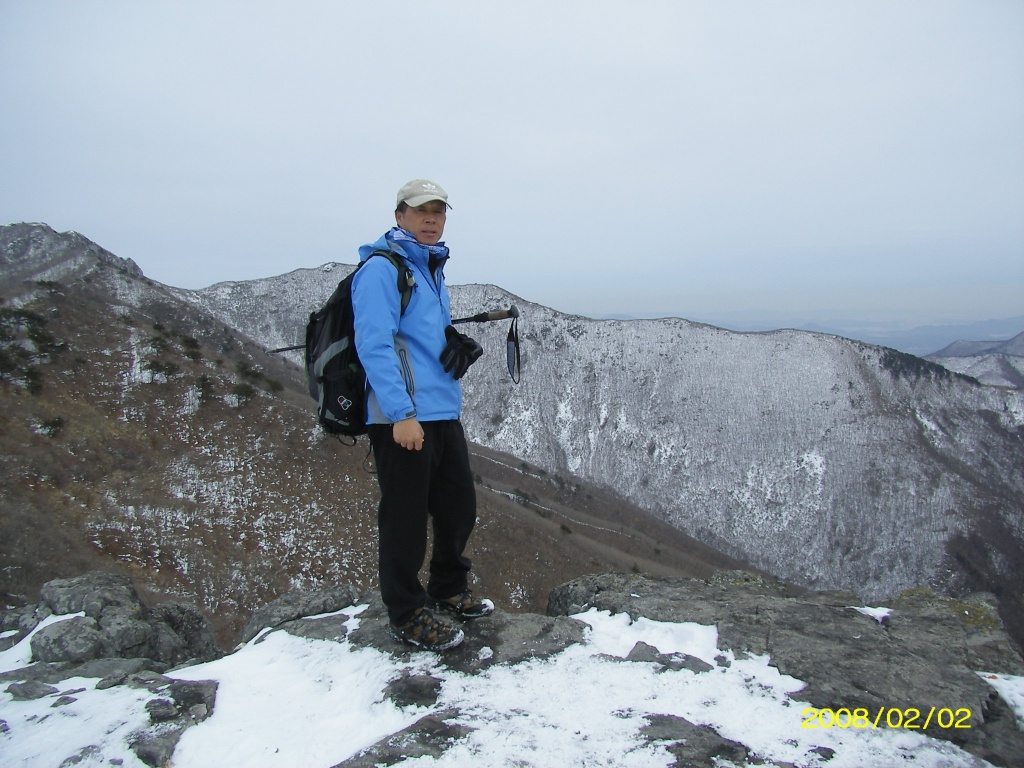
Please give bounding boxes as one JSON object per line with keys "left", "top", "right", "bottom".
{"left": 802, "top": 707, "right": 972, "bottom": 730}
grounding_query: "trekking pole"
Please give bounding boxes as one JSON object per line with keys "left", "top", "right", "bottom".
{"left": 451, "top": 305, "right": 520, "bottom": 325}
{"left": 452, "top": 305, "right": 521, "bottom": 383}
{"left": 268, "top": 342, "right": 303, "bottom": 353}
{"left": 269, "top": 306, "right": 520, "bottom": 355}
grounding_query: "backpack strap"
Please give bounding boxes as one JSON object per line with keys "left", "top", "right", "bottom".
{"left": 367, "top": 249, "right": 415, "bottom": 315}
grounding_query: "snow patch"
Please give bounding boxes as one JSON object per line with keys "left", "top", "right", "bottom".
{"left": 980, "top": 672, "right": 1024, "bottom": 730}
{"left": 850, "top": 606, "right": 892, "bottom": 623}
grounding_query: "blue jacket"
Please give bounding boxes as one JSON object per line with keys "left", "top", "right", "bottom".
{"left": 351, "top": 228, "right": 462, "bottom": 424}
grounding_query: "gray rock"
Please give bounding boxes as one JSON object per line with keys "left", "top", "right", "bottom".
{"left": 40, "top": 572, "right": 141, "bottom": 619}
{"left": 7, "top": 572, "right": 1024, "bottom": 767}
{"left": 123, "top": 670, "right": 179, "bottom": 693}
{"left": 0, "top": 658, "right": 166, "bottom": 690}
{"left": 88, "top": 658, "right": 167, "bottom": 688}
{"left": 5, "top": 680, "right": 59, "bottom": 700}
{"left": 624, "top": 640, "right": 662, "bottom": 663}
{"left": 240, "top": 584, "right": 362, "bottom": 644}
{"left": 166, "top": 679, "right": 218, "bottom": 718}
{"left": 0, "top": 604, "right": 47, "bottom": 651}
{"left": 384, "top": 673, "right": 443, "bottom": 709}
{"left": 145, "top": 697, "right": 179, "bottom": 722}
{"left": 56, "top": 745, "right": 105, "bottom": 766}
{"left": 148, "top": 601, "right": 220, "bottom": 664}
{"left": 666, "top": 653, "right": 715, "bottom": 674}
{"left": 332, "top": 709, "right": 473, "bottom": 768}
{"left": 444, "top": 608, "right": 587, "bottom": 673}
{"left": 640, "top": 713, "right": 752, "bottom": 767}
{"left": 131, "top": 726, "right": 188, "bottom": 768}
{"left": 0, "top": 661, "right": 75, "bottom": 685}
{"left": 624, "top": 641, "right": 714, "bottom": 673}
{"left": 97, "top": 612, "right": 153, "bottom": 656}
{"left": 31, "top": 616, "right": 108, "bottom": 663}
{"left": 275, "top": 612, "right": 353, "bottom": 644}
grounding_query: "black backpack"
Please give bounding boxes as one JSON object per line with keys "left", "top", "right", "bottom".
{"left": 303, "top": 250, "right": 414, "bottom": 439}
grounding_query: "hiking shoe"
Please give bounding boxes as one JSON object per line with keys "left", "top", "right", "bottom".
{"left": 433, "top": 590, "right": 495, "bottom": 620}
{"left": 387, "top": 607, "right": 464, "bottom": 652}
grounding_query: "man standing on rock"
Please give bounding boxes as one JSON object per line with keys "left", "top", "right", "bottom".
{"left": 351, "top": 179, "right": 494, "bottom": 652}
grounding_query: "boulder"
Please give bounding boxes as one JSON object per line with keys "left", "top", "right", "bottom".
{"left": 40, "top": 571, "right": 142, "bottom": 619}
{"left": 148, "top": 601, "right": 220, "bottom": 663}
{"left": 12, "top": 573, "right": 221, "bottom": 670}
{"left": 30, "top": 616, "right": 108, "bottom": 663}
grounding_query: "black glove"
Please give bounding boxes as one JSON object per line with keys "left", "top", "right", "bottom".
{"left": 439, "top": 325, "right": 483, "bottom": 379}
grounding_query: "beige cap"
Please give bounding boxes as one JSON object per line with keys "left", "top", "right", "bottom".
{"left": 397, "top": 179, "right": 451, "bottom": 208}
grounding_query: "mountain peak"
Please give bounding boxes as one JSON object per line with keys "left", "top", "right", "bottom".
{"left": 0, "top": 223, "right": 143, "bottom": 290}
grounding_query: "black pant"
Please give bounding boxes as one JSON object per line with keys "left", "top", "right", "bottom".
{"left": 368, "top": 420, "right": 477, "bottom": 625}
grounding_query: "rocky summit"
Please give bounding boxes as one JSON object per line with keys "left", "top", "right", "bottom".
{"left": 2, "top": 571, "right": 1023, "bottom": 767}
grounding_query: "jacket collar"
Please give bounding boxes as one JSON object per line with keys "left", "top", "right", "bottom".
{"left": 358, "top": 228, "right": 450, "bottom": 272}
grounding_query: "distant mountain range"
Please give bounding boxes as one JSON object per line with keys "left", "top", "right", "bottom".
{"left": 924, "top": 333, "right": 1024, "bottom": 389}
{"left": 606, "top": 309, "right": 1024, "bottom": 358}
{"left": 2, "top": 223, "right": 1023, "bottom": 650}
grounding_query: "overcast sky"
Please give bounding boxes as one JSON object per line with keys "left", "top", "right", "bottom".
{"left": 2, "top": 1, "right": 1022, "bottom": 327}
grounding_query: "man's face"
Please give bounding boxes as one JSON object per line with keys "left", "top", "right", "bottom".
{"left": 396, "top": 201, "right": 447, "bottom": 246}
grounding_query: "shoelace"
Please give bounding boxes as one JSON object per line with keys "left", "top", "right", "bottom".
{"left": 408, "top": 610, "right": 449, "bottom": 641}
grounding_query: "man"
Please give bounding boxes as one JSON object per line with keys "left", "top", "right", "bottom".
{"left": 351, "top": 179, "right": 493, "bottom": 652}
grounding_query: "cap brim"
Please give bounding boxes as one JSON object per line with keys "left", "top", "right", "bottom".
{"left": 402, "top": 194, "right": 452, "bottom": 209}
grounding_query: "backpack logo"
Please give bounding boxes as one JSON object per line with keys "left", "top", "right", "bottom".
{"left": 336, "top": 395, "right": 353, "bottom": 412}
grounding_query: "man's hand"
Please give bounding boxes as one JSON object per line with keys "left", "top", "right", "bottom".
{"left": 393, "top": 417, "right": 425, "bottom": 450}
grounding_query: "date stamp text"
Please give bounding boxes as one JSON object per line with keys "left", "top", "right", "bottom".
{"left": 801, "top": 707, "right": 972, "bottom": 730}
